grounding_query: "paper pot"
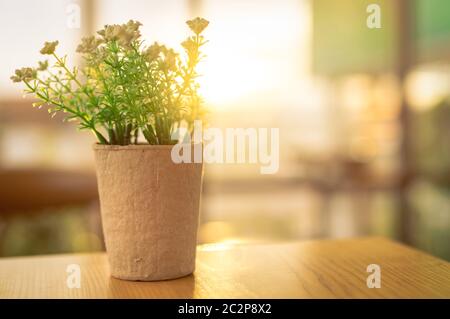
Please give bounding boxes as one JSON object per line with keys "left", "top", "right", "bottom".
{"left": 93, "top": 144, "right": 203, "bottom": 281}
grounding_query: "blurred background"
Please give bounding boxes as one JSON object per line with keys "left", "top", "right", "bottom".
{"left": 0, "top": 0, "right": 449, "bottom": 260}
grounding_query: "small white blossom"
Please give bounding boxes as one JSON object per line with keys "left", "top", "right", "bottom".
{"left": 40, "top": 41, "right": 59, "bottom": 55}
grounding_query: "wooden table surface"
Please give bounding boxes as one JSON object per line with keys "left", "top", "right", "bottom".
{"left": 0, "top": 237, "right": 449, "bottom": 298}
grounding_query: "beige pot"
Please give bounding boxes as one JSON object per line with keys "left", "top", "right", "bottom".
{"left": 93, "top": 144, "right": 203, "bottom": 281}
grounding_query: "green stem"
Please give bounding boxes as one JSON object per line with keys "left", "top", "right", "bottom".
{"left": 24, "top": 80, "right": 108, "bottom": 144}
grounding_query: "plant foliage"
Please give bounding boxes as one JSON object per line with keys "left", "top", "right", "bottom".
{"left": 11, "top": 18, "right": 209, "bottom": 145}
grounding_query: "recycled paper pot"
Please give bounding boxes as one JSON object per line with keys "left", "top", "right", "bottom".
{"left": 93, "top": 144, "right": 203, "bottom": 281}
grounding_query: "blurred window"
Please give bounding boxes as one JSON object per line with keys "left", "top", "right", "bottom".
{"left": 0, "top": 0, "right": 82, "bottom": 98}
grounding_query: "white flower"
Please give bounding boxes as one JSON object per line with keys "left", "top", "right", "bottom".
{"left": 10, "top": 67, "right": 37, "bottom": 82}
{"left": 186, "top": 17, "right": 209, "bottom": 35}
{"left": 40, "top": 41, "right": 59, "bottom": 55}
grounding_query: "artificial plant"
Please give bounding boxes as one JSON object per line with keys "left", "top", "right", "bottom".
{"left": 11, "top": 17, "right": 209, "bottom": 145}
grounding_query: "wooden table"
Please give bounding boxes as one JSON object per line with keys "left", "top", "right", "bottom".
{"left": 0, "top": 237, "right": 449, "bottom": 298}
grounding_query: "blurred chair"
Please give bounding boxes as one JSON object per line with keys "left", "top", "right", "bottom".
{"left": 0, "top": 169, "right": 98, "bottom": 214}
{"left": 0, "top": 169, "right": 102, "bottom": 256}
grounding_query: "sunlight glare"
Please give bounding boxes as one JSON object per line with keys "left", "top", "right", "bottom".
{"left": 197, "top": 0, "right": 308, "bottom": 110}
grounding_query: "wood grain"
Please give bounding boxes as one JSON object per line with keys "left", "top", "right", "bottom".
{"left": 0, "top": 237, "right": 449, "bottom": 298}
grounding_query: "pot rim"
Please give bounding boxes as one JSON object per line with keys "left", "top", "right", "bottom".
{"left": 92, "top": 143, "right": 199, "bottom": 151}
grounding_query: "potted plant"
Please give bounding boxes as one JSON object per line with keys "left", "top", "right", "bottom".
{"left": 11, "top": 17, "right": 209, "bottom": 281}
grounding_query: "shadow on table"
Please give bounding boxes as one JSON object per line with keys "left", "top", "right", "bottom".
{"left": 106, "top": 274, "right": 196, "bottom": 298}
